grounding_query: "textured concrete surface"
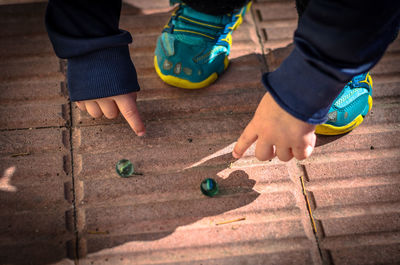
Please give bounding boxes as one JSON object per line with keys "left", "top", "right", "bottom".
{"left": 0, "top": 3, "right": 73, "bottom": 265}
{"left": 0, "top": 0, "right": 399, "bottom": 264}
{"left": 255, "top": 1, "right": 400, "bottom": 264}
{"left": 301, "top": 40, "right": 400, "bottom": 265}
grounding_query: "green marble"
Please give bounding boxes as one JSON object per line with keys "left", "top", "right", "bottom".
{"left": 116, "top": 159, "right": 134, "bottom": 178}
{"left": 200, "top": 178, "right": 219, "bottom": 197}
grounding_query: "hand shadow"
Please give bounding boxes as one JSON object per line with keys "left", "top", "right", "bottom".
{"left": 85, "top": 153, "right": 260, "bottom": 252}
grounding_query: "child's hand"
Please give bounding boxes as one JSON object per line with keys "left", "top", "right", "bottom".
{"left": 75, "top": 92, "right": 146, "bottom": 136}
{"left": 233, "top": 93, "right": 316, "bottom": 162}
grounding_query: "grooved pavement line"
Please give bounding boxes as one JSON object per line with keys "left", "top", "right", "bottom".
{"left": 66, "top": 67, "right": 80, "bottom": 263}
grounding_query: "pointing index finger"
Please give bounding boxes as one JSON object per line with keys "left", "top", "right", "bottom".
{"left": 114, "top": 93, "right": 146, "bottom": 136}
{"left": 232, "top": 122, "right": 258, "bottom": 158}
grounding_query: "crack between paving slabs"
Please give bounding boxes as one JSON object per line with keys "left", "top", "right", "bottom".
{"left": 249, "top": 3, "right": 269, "bottom": 73}
{"left": 298, "top": 168, "right": 325, "bottom": 264}
{"left": 68, "top": 97, "right": 80, "bottom": 265}
{"left": 60, "top": 57, "right": 81, "bottom": 264}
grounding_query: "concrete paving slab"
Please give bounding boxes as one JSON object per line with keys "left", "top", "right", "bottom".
{"left": 252, "top": 0, "right": 297, "bottom": 50}
{"left": 254, "top": 0, "right": 400, "bottom": 264}
{"left": 302, "top": 35, "right": 400, "bottom": 265}
{"left": 0, "top": 3, "right": 74, "bottom": 264}
{"left": 0, "top": 128, "right": 74, "bottom": 264}
{"left": 268, "top": 42, "right": 400, "bottom": 265}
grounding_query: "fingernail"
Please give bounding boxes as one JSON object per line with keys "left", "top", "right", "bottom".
{"left": 305, "top": 146, "right": 313, "bottom": 157}
{"left": 232, "top": 151, "right": 240, "bottom": 159}
{"left": 137, "top": 131, "right": 146, "bottom": 137}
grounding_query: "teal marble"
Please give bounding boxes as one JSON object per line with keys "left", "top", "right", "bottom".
{"left": 116, "top": 159, "right": 134, "bottom": 178}
{"left": 200, "top": 178, "right": 219, "bottom": 197}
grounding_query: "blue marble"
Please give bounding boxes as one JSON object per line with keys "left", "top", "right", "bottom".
{"left": 200, "top": 178, "right": 219, "bottom": 197}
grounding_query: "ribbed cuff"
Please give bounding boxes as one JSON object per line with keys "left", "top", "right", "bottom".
{"left": 262, "top": 46, "right": 347, "bottom": 125}
{"left": 67, "top": 45, "right": 140, "bottom": 101}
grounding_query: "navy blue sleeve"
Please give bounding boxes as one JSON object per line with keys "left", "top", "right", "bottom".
{"left": 263, "top": 0, "right": 400, "bottom": 124}
{"left": 45, "top": 0, "right": 140, "bottom": 101}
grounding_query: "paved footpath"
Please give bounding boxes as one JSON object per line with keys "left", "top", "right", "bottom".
{"left": 0, "top": 1, "right": 399, "bottom": 264}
